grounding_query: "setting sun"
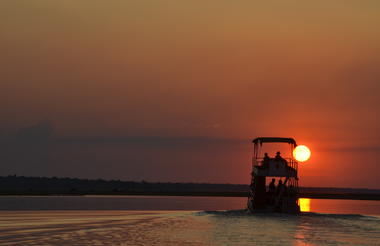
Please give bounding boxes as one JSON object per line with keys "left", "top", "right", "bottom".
{"left": 299, "top": 198, "right": 311, "bottom": 212}
{"left": 293, "top": 145, "right": 311, "bottom": 162}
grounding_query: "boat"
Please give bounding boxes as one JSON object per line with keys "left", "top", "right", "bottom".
{"left": 247, "top": 137, "right": 300, "bottom": 213}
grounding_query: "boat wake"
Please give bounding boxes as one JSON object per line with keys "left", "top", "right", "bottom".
{"left": 198, "top": 209, "right": 380, "bottom": 220}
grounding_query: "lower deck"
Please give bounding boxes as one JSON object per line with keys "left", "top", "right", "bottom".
{"left": 248, "top": 175, "right": 300, "bottom": 214}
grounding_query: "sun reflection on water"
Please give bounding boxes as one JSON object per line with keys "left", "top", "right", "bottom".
{"left": 299, "top": 198, "right": 311, "bottom": 212}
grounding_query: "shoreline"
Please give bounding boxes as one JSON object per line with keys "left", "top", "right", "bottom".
{"left": 1, "top": 191, "right": 380, "bottom": 201}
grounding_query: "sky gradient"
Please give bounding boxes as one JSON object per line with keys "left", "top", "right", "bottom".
{"left": 1, "top": 1, "right": 380, "bottom": 188}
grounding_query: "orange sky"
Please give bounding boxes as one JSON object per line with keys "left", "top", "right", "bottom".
{"left": 1, "top": 1, "right": 380, "bottom": 188}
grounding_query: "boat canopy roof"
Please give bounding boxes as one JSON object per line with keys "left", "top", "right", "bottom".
{"left": 252, "top": 137, "right": 297, "bottom": 145}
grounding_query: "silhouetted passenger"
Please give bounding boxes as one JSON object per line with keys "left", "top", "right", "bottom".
{"left": 262, "top": 153, "right": 270, "bottom": 169}
{"left": 283, "top": 183, "right": 288, "bottom": 196}
{"left": 288, "top": 185, "right": 296, "bottom": 197}
{"left": 269, "top": 178, "right": 276, "bottom": 193}
{"left": 275, "top": 151, "right": 284, "bottom": 161}
{"left": 268, "top": 179, "right": 276, "bottom": 205}
{"left": 275, "top": 151, "right": 288, "bottom": 167}
{"left": 276, "top": 180, "right": 283, "bottom": 195}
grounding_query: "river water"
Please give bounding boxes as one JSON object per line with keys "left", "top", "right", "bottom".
{"left": 0, "top": 196, "right": 379, "bottom": 245}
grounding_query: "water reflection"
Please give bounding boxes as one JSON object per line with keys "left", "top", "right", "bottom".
{"left": 1, "top": 206, "right": 379, "bottom": 245}
{"left": 299, "top": 198, "right": 311, "bottom": 212}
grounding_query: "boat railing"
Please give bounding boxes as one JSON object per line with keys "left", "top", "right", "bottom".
{"left": 287, "top": 158, "right": 298, "bottom": 172}
{"left": 252, "top": 157, "right": 298, "bottom": 172}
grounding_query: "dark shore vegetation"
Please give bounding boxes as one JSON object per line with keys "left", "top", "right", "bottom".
{"left": 1, "top": 175, "right": 380, "bottom": 200}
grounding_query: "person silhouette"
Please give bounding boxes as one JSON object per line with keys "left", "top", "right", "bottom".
{"left": 268, "top": 178, "right": 276, "bottom": 205}
{"left": 262, "top": 153, "right": 270, "bottom": 169}
{"left": 276, "top": 180, "right": 283, "bottom": 195}
{"left": 275, "top": 151, "right": 288, "bottom": 168}
{"left": 269, "top": 178, "right": 276, "bottom": 193}
{"left": 275, "top": 151, "right": 283, "bottom": 161}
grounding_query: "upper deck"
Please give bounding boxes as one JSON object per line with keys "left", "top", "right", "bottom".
{"left": 252, "top": 158, "right": 298, "bottom": 177}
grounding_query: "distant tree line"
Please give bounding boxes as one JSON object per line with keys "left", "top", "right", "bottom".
{"left": 0, "top": 175, "right": 249, "bottom": 196}
{"left": 1, "top": 175, "right": 379, "bottom": 199}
